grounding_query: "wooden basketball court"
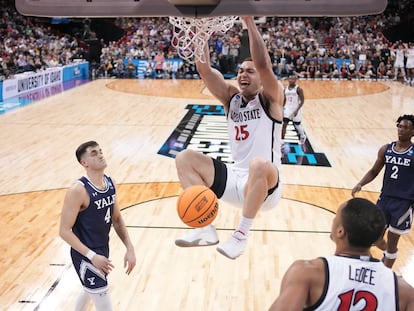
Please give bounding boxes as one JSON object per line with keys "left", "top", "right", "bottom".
{"left": 0, "top": 78, "right": 413, "bottom": 310}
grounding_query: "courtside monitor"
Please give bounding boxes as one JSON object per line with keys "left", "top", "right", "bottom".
{"left": 15, "top": 0, "right": 388, "bottom": 18}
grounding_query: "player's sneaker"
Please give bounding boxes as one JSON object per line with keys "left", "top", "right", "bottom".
{"left": 299, "top": 134, "right": 307, "bottom": 145}
{"left": 216, "top": 230, "right": 248, "bottom": 260}
{"left": 281, "top": 142, "right": 290, "bottom": 154}
{"left": 175, "top": 225, "right": 219, "bottom": 247}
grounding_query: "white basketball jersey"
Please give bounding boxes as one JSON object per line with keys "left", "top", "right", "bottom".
{"left": 406, "top": 48, "right": 414, "bottom": 68}
{"left": 227, "top": 93, "right": 282, "bottom": 171}
{"left": 284, "top": 85, "right": 301, "bottom": 110}
{"left": 306, "top": 256, "right": 398, "bottom": 311}
{"left": 394, "top": 49, "right": 405, "bottom": 67}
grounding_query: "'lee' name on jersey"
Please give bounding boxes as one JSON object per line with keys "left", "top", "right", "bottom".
{"left": 94, "top": 195, "right": 115, "bottom": 209}
{"left": 385, "top": 155, "right": 411, "bottom": 166}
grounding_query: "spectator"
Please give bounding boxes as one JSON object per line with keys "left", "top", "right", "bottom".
{"left": 113, "top": 58, "right": 125, "bottom": 78}
{"left": 358, "top": 61, "right": 371, "bottom": 79}
{"left": 347, "top": 61, "right": 357, "bottom": 79}
{"left": 339, "top": 62, "right": 349, "bottom": 79}
{"left": 377, "top": 61, "right": 388, "bottom": 79}
{"left": 1, "top": 0, "right": 414, "bottom": 83}
{"left": 144, "top": 60, "right": 155, "bottom": 79}
{"left": 153, "top": 49, "right": 165, "bottom": 78}
{"left": 124, "top": 58, "right": 136, "bottom": 78}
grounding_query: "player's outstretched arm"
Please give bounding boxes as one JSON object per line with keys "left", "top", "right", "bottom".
{"left": 241, "top": 16, "right": 283, "bottom": 119}
{"left": 195, "top": 43, "right": 237, "bottom": 108}
{"left": 351, "top": 144, "right": 387, "bottom": 197}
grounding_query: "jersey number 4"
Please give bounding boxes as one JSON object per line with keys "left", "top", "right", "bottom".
{"left": 338, "top": 289, "right": 378, "bottom": 310}
{"left": 104, "top": 207, "right": 111, "bottom": 224}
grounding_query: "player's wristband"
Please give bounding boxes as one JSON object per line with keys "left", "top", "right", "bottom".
{"left": 86, "top": 250, "right": 96, "bottom": 261}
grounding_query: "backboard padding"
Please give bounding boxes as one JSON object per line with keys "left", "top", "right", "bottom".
{"left": 15, "top": 0, "right": 388, "bottom": 18}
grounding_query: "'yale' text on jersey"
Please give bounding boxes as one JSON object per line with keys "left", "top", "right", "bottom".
{"left": 385, "top": 155, "right": 411, "bottom": 166}
{"left": 94, "top": 194, "right": 115, "bottom": 209}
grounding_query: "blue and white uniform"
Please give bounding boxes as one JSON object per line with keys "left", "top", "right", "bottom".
{"left": 71, "top": 175, "right": 116, "bottom": 294}
{"left": 378, "top": 142, "right": 414, "bottom": 234}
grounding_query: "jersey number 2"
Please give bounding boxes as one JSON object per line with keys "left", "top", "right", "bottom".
{"left": 390, "top": 165, "right": 399, "bottom": 179}
{"left": 338, "top": 289, "right": 378, "bottom": 311}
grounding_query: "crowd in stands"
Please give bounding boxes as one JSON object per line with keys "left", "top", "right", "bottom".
{"left": 1, "top": 0, "right": 414, "bottom": 86}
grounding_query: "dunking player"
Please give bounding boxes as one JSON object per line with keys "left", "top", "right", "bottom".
{"left": 352, "top": 114, "right": 414, "bottom": 269}
{"left": 268, "top": 198, "right": 414, "bottom": 311}
{"left": 282, "top": 74, "right": 306, "bottom": 146}
{"left": 174, "top": 16, "right": 284, "bottom": 259}
{"left": 59, "top": 141, "right": 136, "bottom": 310}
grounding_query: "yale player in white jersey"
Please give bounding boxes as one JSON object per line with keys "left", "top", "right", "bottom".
{"left": 268, "top": 198, "right": 414, "bottom": 311}
{"left": 352, "top": 114, "right": 414, "bottom": 269}
{"left": 282, "top": 74, "right": 306, "bottom": 145}
{"left": 60, "top": 141, "right": 136, "bottom": 310}
{"left": 174, "top": 16, "right": 284, "bottom": 260}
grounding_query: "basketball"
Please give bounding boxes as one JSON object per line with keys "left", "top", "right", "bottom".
{"left": 177, "top": 185, "right": 219, "bottom": 228}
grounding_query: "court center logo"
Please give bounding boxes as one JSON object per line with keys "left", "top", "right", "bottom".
{"left": 158, "top": 104, "right": 330, "bottom": 167}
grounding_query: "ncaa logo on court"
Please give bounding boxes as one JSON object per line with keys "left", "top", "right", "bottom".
{"left": 158, "top": 104, "right": 331, "bottom": 167}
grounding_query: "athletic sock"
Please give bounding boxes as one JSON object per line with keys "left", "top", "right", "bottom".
{"left": 294, "top": 124, "right": 305, "bottom": 138}
{"left": 236, "top": 216, "right": 254, "bottom": 235}
{"left": 75, "top": 289, "right": 90, "bottom": 311}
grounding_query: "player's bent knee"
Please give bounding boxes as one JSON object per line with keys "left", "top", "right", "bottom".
{"left": 249, "top": 157, "right": 269, "bottom": 174}
{"left": 175, "top": 149, "right": 194, "bottom": 164}
{"left": 250, "top": 158, "right": 279, "bottom": 187}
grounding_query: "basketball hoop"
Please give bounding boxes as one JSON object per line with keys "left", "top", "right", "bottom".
{"left": 169, "top": 16, "right": 238, "bottom": 64}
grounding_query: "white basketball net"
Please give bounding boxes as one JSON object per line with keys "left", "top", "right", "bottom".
{"left": 169, "top": 16, "right": 238, "bottom": 64}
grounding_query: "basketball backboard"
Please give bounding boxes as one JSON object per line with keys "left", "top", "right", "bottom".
{"left": 15, "top": 0, "right": 388, "bottom": 18}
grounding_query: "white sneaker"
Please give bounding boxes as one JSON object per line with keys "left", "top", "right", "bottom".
{"left": 216, "top": 230, "right": 248, "bottom": 260}
{"left": 281, "top": 142, "right": 290, "bottom": 154}
{"left": 299, "top": 134, "right": 307, "bottom": 145}
{"left": 175, "top": 225, "right": 219, "bottom": 247}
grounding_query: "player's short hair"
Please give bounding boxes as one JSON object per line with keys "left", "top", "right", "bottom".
{"left": 75, "top": 140, "right": 99, "bottom": 163}
{"left": 397, "top": 114, "right": 414, "bottom": 128}
{"left": 341, "top": 198, "right": 385, "bottom": 249}
{"left": 241, "top": 57, "right": 253, "bottom": 63}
